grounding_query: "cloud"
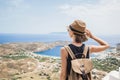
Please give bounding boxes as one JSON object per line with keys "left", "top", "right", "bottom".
{"left": 3, "top": 0, "right": 30, "bottom": 12}
{"left": 59, "top": 0, "right": 120, "bottom": 17}
{"left": 59, "top": 0, "right": 120, "bottom": 35}
{"left": 0, "top": 0, "right": 30, "bottom": 18}
{"left": 9, "top": 0, "right": 24, "bottom": 7}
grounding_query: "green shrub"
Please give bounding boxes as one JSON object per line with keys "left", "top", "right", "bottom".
{"left": 2, "top": 55, "right": 29, "bottom": 60}
{"left": 92, "top": 58, "right": 120, "bottom": 72}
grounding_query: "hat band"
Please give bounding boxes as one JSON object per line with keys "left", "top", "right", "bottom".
{"left": 69, "top": 25, "right": 85, "bottom": 34}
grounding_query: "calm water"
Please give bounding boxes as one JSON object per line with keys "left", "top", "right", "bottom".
{"left": 36, "top": 46, "right": 61, "bottom": 57}
{"left": 0, "top": 33, "right": 120, "bottom": 47}
{"left": 0, "top": 33, "right": 70, "bottom": 43}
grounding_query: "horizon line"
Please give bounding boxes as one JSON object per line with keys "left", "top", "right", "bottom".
{"left": 0, "top": 32, "right": 120, "bottom": 36}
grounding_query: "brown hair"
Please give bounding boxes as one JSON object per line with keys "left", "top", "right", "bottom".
{"left": 74, "top": 33, "right": 88, "bottom": 43}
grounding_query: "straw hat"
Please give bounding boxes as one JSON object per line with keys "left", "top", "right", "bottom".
{"left": 69, "top": 20, "right": 86, "bottom": 35}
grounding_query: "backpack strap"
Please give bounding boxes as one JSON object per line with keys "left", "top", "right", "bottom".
{"left": 64, "top": 46, "right": 76, "bottom": 59}
{"left": 82, "top": 46, "right": 88, "bottom": 58}
{"left": 64, "top": 45, "right": 88, "bottom": 59}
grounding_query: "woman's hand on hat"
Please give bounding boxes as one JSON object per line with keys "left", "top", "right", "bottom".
{"left": 85, "top": 29, "right": 94, "bottom": 38}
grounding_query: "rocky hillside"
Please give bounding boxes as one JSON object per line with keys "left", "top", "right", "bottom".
{"left": 0, "top": 42, "right": 119, "bottom": 80}
{"left": 0, "top": 55, "right": 61, "bottom": 80}
{"left": 0, "top": 58, "right": 38, "bottom": 79}
{"left": 0, "top": 55, "right": 109, "bottom": 80}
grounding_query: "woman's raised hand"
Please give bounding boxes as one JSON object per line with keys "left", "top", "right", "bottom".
{"left": 85, "top": 29, "right": 94, "bottom": 38}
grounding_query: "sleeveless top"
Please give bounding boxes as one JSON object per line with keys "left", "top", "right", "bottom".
{"left": 66, "top": 44, "right": 89, "bottom": 80}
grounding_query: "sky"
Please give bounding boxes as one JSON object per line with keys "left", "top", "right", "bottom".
{"left": 0, "top": 0, "right": 120, "bottom": 35}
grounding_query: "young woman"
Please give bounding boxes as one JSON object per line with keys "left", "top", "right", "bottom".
{"left": 60, "top": 20, "right": 109, "bottom": 80}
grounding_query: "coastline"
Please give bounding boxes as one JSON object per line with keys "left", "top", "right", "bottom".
{"left": 0, "top": 41, "right": 119, "bottom": 80}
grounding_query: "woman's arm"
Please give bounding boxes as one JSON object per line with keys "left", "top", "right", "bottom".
{"left": 60, "top": 47, "right": 68, "bottom": 80}
{"left": 86, "top": 29, "right": 110, "bottom": 53}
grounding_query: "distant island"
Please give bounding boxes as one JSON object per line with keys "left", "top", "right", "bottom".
{"left": 49, "top": 32, "right": 67, "bottom": 35}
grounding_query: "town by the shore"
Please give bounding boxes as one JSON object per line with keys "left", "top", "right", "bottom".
{"left": 0, "top": 41, "right": 120, "bottom": 80}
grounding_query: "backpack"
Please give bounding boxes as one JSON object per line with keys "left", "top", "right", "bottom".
{"left": 64, "top": 46, "right": 93, "bottom": 80}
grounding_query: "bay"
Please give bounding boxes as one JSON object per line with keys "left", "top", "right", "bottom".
{"left": 35, "top": 46, "right": 97, "bottom": 58}
{"left": 36, "top": 46, "right": 61, "bottom": 57}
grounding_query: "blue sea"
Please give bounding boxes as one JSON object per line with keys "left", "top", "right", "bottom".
{"left": 0, "top": 33, "right": 70, "bottom": 43}
{"left": 0, "top": 33, "right": 120, "bottom": 57}
{"left": 36, "top": 46, "right": 62, "bottom": 57}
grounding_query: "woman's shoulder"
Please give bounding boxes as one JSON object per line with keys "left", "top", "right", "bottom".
{"left": 60, "top": 46, "right": 68, "bottom": 53}
{"left": 61, "top": 47, "right": 66, "bottom": 51}
{"left": 60, "top": 46, "right": 68, "bottom": 58}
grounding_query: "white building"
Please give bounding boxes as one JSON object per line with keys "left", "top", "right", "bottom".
{"left": 116, "top": 43, "right": 120, "bottom": 52}
{"left": 102, "top": 68, "right": 120, "bottom": 80}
